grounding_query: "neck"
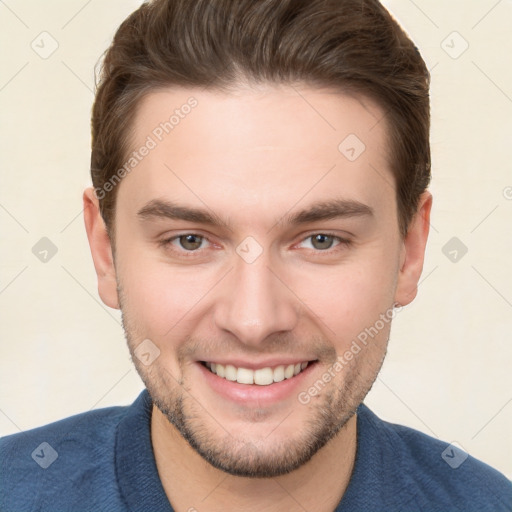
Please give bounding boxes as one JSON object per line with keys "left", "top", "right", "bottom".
{"left": 151, "top": 406, "right": 357, "bottom": 512}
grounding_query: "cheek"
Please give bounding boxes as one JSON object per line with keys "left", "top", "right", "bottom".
{"left": 116, "top": 225, "right": 400, "bottom": 346}
{"left": 117, "top": 245, "right": 222, "bottom": 344}
{"left": 290, "top": 247, "right": 399, "bottom": 342}
{"left": 124, "top": 273, "right": 197, "bottom": 335}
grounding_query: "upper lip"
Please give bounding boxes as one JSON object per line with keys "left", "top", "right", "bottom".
{"left": 200, "top": 358, "right": 316, "bottom": 370}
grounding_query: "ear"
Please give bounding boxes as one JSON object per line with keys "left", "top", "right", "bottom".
{"left": 394, "top": 191, "right": 433, "bottom": 307}
{"left": 83, "top": 187, "right": 120, "bottom": 309}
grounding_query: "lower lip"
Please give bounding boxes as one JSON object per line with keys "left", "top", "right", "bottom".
{"left": 197, "top": 362, "right": 316, "bottom": 406}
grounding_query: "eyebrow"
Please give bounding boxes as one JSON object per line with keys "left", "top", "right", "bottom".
{"left": 137, "top": 198, "right": 374, "bottom": 229}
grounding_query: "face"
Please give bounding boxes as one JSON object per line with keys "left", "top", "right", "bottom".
{"left": 85, "top": 84, "right": 431, "bottom": 478}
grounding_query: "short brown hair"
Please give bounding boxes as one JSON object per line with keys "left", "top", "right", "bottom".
{"left": 91, "top": 0, "right": 431, "bottom": 239}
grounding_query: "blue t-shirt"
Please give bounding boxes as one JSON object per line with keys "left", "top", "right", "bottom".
{"left": 1, "top": 390, "right": 511, "bottom": 511}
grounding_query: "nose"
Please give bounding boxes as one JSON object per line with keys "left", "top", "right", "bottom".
{"left": 213, "top": 249, "right": 299, "bottom": 347}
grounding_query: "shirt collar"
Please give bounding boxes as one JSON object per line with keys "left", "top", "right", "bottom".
{"left": 335, "top": 403, "right": 417, "bottom": 510}
{"left": 115, "top": 390, "right": 415, "bottom": 511}
{"left": 115, "top": 389, "right": 174, "bottom": 511}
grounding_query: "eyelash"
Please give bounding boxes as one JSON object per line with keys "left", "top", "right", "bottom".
{"left": 158, "top": 232, "right": 352, "bottom": 258}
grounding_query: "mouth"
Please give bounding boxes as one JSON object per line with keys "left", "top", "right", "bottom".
{"left": 201, "top": 360, "right": 314, "bottom": 386}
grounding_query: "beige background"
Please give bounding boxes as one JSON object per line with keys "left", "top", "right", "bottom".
{"left": 1, "top": 0, "right": 511, "bottom": 478}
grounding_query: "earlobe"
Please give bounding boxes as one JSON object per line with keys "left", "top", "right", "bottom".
{"left": 83, "top": 187, "right": 120, "bottom": 309}
{"left": 394, "top": 191, "right": 433, "bottom": 307}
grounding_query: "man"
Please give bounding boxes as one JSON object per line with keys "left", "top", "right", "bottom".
{"left": 1, "top": 0, "right": 511, "bottom": 510}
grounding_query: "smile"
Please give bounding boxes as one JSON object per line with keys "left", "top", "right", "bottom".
{"left": 203, "top": 361, "right": 311, "bottom": 386}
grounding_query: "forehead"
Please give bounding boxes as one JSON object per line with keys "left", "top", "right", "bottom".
{"left": 131, "top": 84, "right": 388, "bottom": 157}
{"left": 117, "top": 85, "right": 394, "bottom": 226}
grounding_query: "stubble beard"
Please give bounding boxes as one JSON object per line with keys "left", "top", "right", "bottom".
{"left": 126, "top": 339, "right": 386, "bottom": 478}
{"left": 118, "top": 285, "right": 388, "bottom": 478}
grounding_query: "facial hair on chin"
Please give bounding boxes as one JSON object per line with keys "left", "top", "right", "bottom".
{"left": 118, "top": 282, "right": 388, "bottom": 477}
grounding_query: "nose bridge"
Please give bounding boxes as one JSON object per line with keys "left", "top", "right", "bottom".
{"left": 213, "top": 246, "right": 298, "bottom": 346}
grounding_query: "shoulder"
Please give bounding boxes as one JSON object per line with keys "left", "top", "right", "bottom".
{"left": 357, "top": 404, "right": 512, "bottom": 511}
{"left": 0, "top": 404, "right": 130, "bottom": 511}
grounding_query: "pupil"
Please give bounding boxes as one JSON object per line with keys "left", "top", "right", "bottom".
{"left": 314, "top": 234, "right": 332, "bottom": 250}
{"left": 181, "top": 235, "right": 201, "bottom": 250}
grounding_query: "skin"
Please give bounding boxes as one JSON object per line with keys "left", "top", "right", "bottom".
{"left": 84, "top": 84, "right": 431, "bottom": 512}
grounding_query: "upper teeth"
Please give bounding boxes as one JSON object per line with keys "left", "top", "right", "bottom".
{"left": 205, "top": 362, "right": 309, "bottom": 386}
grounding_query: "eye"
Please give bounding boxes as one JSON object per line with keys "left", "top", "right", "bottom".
{"left": 298, "top": 233, "right": 350, "bottom": 252}
{"left": 159, "top": 232, "right": 351, "bottom": 259}
{"left": 161, "top": 233, "right": 209, "bottom": 253}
